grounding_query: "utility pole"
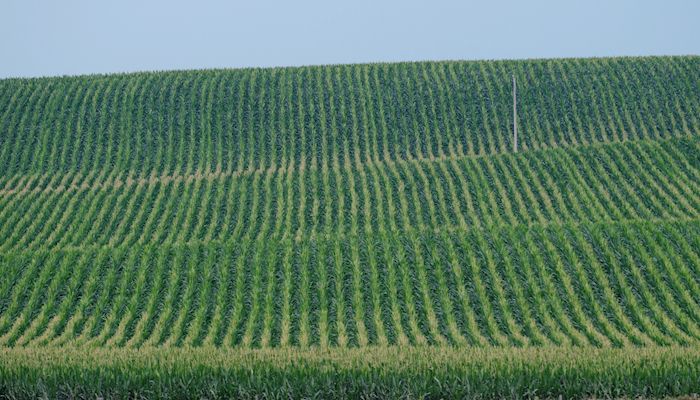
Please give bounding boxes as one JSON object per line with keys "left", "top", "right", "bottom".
{"left": 512, "top": 74, "right": 518, "bottom": 152}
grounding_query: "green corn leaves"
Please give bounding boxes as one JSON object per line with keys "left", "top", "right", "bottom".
{"left": 0, "top": 56, "right": 699, "bottom": 397}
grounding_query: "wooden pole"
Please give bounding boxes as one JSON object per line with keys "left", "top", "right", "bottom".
{"left": 513, "top": 74, "right": 518, "bottom": 152}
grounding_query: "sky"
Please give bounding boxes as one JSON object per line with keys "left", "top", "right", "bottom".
{"left": 1, "top": 0, "right": 698, "bottom": 79}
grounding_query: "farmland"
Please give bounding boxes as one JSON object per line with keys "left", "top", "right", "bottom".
{"left": 1, "top": 56, "right": 699, "bottom": 398}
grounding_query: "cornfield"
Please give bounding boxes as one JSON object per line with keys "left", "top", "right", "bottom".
{"left": 0, "top": 56, "right": 699, "bottom": 398}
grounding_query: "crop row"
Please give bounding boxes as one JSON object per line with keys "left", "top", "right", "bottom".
{"left": 0, "top": 57, "right": 697, "bottom": 177}
{"left": 0, "top": 136, "right": 697, "bottom": 253}
{"left": 1, "top": 217, "right": 699, "bottom": 348}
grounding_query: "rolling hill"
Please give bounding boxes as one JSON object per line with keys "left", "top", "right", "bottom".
{"left": 1, "top": 56, "right": 699, "bottom": 398}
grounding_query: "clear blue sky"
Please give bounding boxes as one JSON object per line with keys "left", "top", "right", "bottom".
{"left": 1, "top": 0, "right": 698, "bottom": 78}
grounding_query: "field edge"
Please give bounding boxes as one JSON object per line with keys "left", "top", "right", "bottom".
{"left": 2, "top": 345, "right": 700, "bottom": 399}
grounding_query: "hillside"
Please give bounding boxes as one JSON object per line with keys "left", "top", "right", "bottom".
{"left": 1, "top": 56, "right": 700, "bottom": 397}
